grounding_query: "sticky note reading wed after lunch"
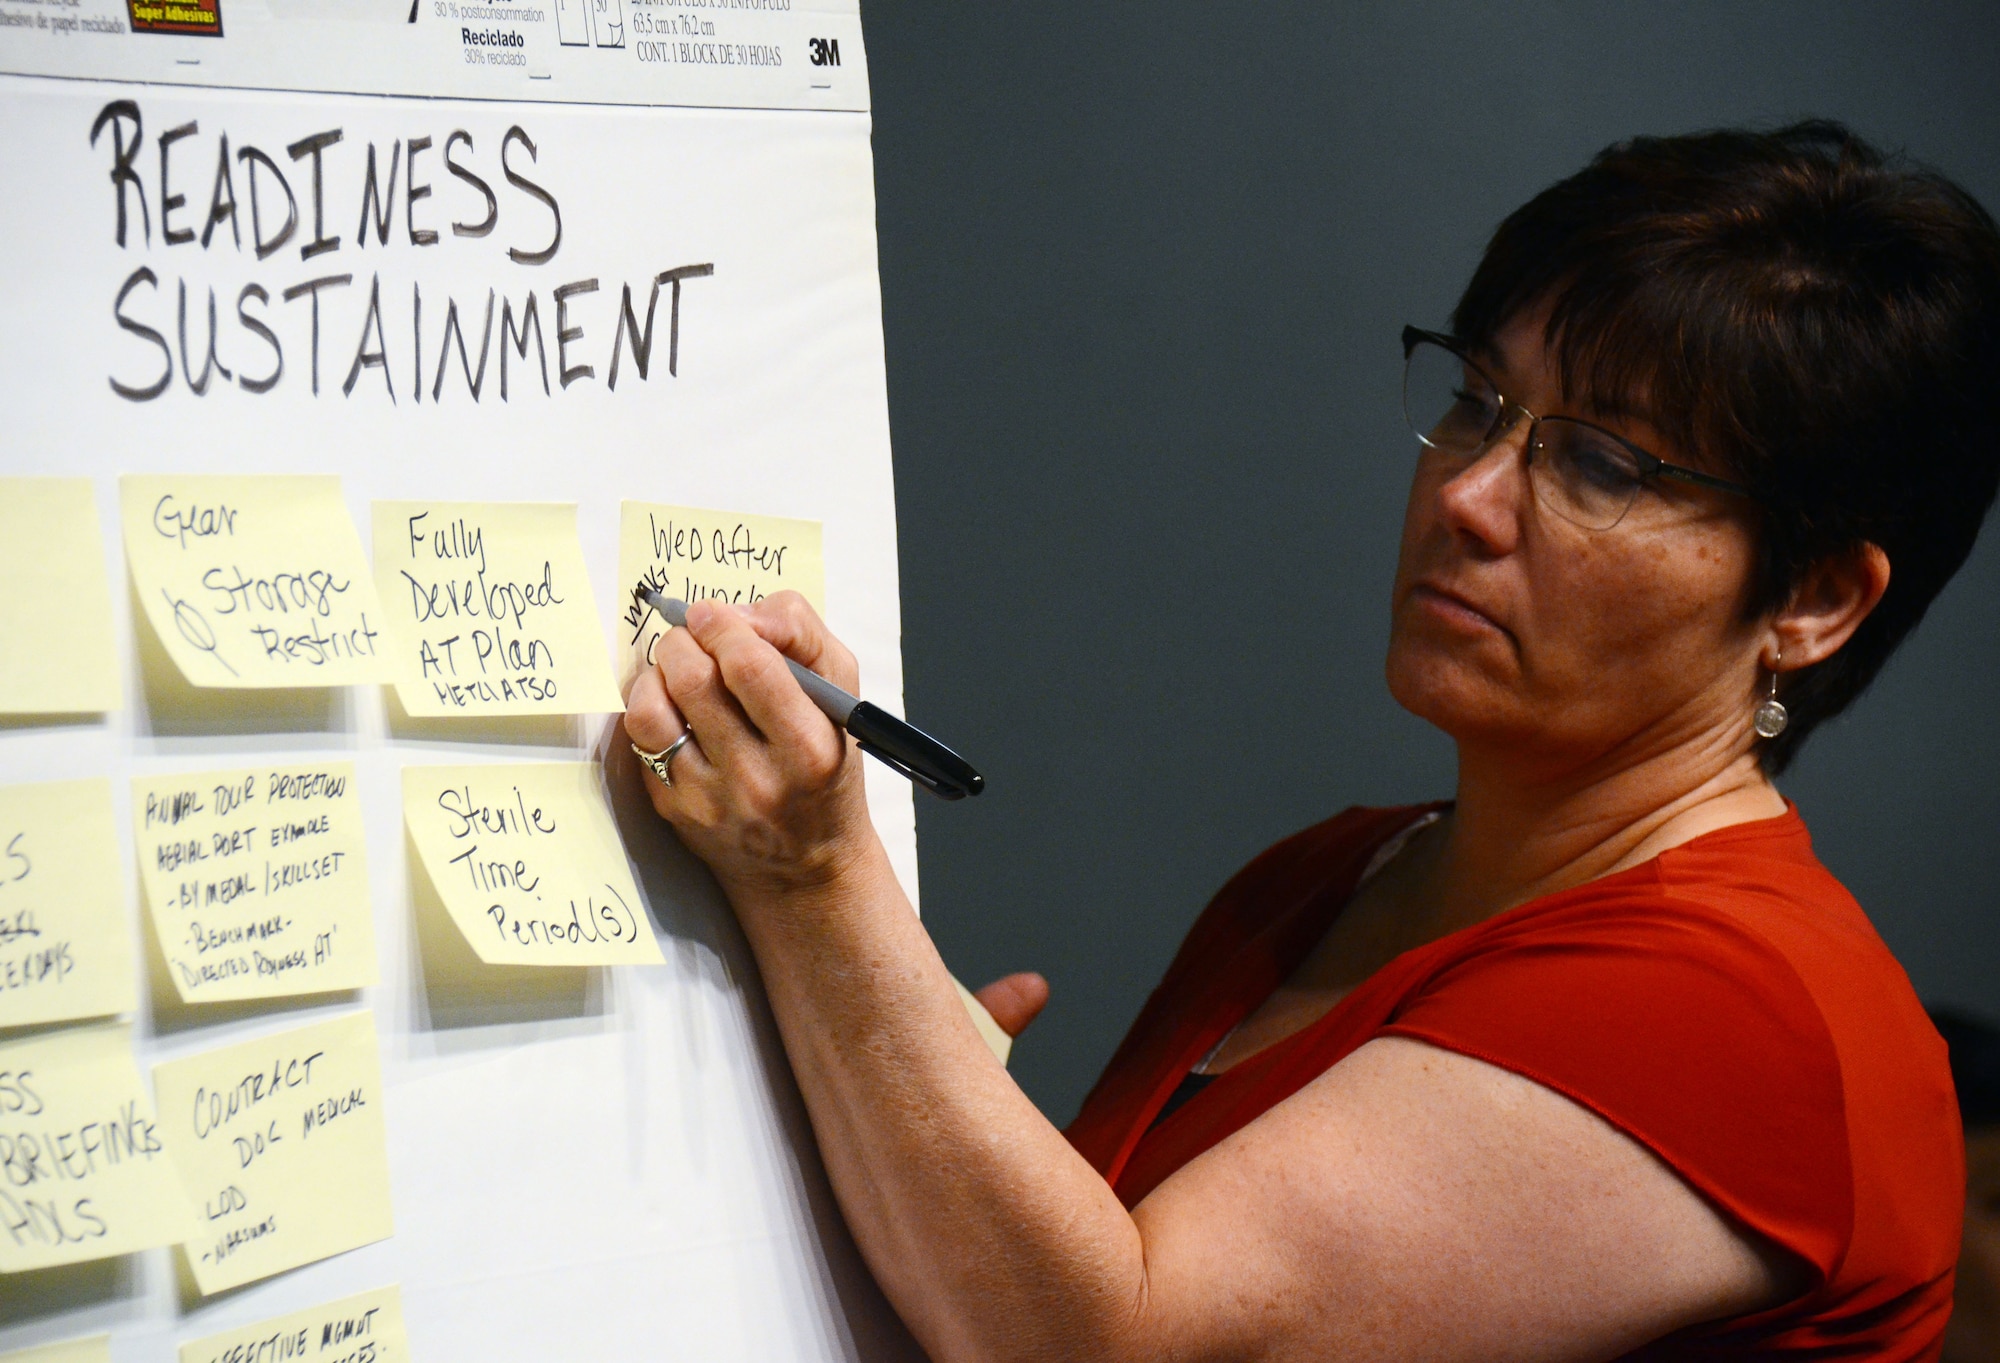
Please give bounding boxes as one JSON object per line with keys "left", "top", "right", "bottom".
{"left": 121, "top": 475, "right": 392, "bottom": 689}
{"left": 0, "top": 478, "right": 119, "bottom": 714}
{"left": 617, "top": 502, "right": 823, "bottom": 685}
{"left": 180, "top": 1284, "right": 409, "bottom": 1363}
{"left": 403, "top": 762, "right": 662, "bottom": 967}
{"left": 0, "top": 1022, "right": 195, "bottom": 1274}
{"left": 152, "top": 1010, "right": 393, "bottom": 1295}
{"left": 0, "top": 779, "right": 135, "bottom": 1030}
{"left": 131, "top": 763, "right": 375, "bottom": 1005}
{"left": 374, "top": 500, "right": 624, "bottom": 717}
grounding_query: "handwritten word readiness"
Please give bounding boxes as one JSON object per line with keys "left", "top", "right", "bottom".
{"left": 0, "top": 1022, "right": 195, "bottom": 1274}
{"left": 0, "top": 479, "right": 119, "bottom": 714}
{"left": 120, "top": 475, "right": 392, "bottom": 689}
{"left": 131, "top": 763, "right": 376, "bottom": 1005}
{"left": 180, "top": 1284, "right": 410, "bottom": 1363}
{"left": 402, "top": 762, "right": 661, "bottom": 967}
{"left": 616, "top": 501, "right": 823, "bottom": 687}
{"left": 0, "top": 780, "right": 135, "bottom": 1029}
{"left": 373, "top": 501, "right": 624, "bottom": 717}
{"left": 152, "top": 1010, "right": 393, "bottom": 1295}
{"left": 0, "top": 1336, "right": 110, "bottom": 1363}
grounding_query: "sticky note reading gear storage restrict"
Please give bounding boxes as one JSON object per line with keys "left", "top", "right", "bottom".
{"left": 0, "top": 780, "right": 135, "bottom": 1030}
{"left": 179, "top": 1284, "right": 409, "bottom": 1363}
{"left": 152, "top": 1010, "right": 393, "bottom": 1296}
{"left": 121, "top": 475, "right": 392, "bottom": 689}
{"left": 0, "top": 479, "right": 119, "bottom": 714}
{"left": 374, "top": 500, "right": 625, "bottom": 717}
{"left": 0, "top": 1022, "right": 195, "bottom": 1274}
{"left": 131, "top": 763, "right": 376, "bottom": 1005}
{"left": 403, "top": 762, "right": 662, "bottom": 967}
{"left": 0, "top": 1336, "right": 110, "bottom": 1363}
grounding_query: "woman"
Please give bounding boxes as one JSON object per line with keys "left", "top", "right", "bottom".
{"left": 623, "top": 123, "right": 2000, "bottom": 1359}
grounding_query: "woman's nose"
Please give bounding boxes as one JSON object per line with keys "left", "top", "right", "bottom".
{"left": 1435, "top": 413, "right": 1532, "bottom": 554}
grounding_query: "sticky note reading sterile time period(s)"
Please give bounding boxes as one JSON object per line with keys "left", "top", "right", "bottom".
{"left": 0, "top": 1022, "right": 196, "bottom": 1274}
{"left": 0, "top": 1336, "right": 110, "bottom": 1363}
{"left": 152, "top": 1010, "right": 393, "bottom": 1295}
{"left": 120, "top": 475, "right": 391, "bottom": 689}
{"left": 0, "top": 478, "right": 119, "bottom": 714}
{"left": 179, "top": 1284, "right": 409, "bottom": 1363}
{"left": 373, "top": 500, "right": 624, "bottom": 717}
{"left": 403, "top": 762, "right": 662, "bottom": 968}
{"left": 131, "top": 763, "right": 375, "bottom": 1005}
{"left": 0, "top": 779, "right": 135, "bottom": 1029}
{"left": 616, "top": 502, "right": 823, "bottom": 686}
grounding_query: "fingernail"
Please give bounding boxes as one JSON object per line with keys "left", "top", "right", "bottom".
{"left": 685, "top": 600, "right": 716, "bottom": 633}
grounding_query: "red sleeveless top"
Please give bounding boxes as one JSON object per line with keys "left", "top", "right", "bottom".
{"left": 1065, "top": 805, "right": 1962, "bottom": 1359}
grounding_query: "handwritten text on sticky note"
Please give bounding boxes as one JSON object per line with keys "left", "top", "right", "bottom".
{"left": 0, "top": 779, "right": 135, "bottom": 1030}
{"left": 121, "top": 475, "right": 391, "bottom": 689}
{"left": 179, "top": 1284, "right": 409, "bottom": 1363}
{"left": 403, "top": 762, "right": 662, "bottom": 967}
{"left": 0, "top": 478, "right": 119, "bottom": 714}
{"left": 131, "top": 763, "right": 375, "bottom": 1004}
{"left": 152, "top": 1010, "right": 394, "bottom": 1295}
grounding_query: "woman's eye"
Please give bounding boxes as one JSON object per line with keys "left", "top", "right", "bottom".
{"left": 1552, "top": 432, "right": 1644, "bottom": 491}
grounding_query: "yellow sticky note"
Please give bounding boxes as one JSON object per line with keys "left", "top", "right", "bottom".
{"left": 179, "top": 1284, "right": 408, "bottom": 1363}
{"left": 0, "top": 780, "right": 135, "bottom": 1029}
{"left": 374, "top": 501, "right": 625, "bottom": 717}
{"left": 120, "top": 475, "right": 392, "bottom": 689}
{"left": 615, "top": 502, "right": 823, "bottom": 685}
{"left": 0, "top": 1335, "right": 110, "bottom": 1363}
{"left": 152, "top": 1010, "right": 393, "bottom": 1295}
{"left": 0, "top": 479, "right": 119, "bottom": 714}
{"left": 130, "top": 763, "right": 376, "bottom": 1005}
{"left": 402, "top": 762, "right": 662, "bottom": 967}
{"left": 0, "top": 1022, "right": 195, "bottom": 1274}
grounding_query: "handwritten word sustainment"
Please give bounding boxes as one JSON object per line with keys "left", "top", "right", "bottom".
{"left": 0, "top": 1022, "right": 195, "bottom": 1274}
{"left": 374, "top": 500, "right": 624, "bottom": 716}
{"left": 121, "top": 475, "right": 393, "bottom": 689}
{"left": 152, "top": 1010, "right": 393, "bottom": 1295}
{"left": 403, "top": 762, "right": 662, "bottom": 967}
{"left": 0, "top": 780, "right": 136, "bottom": 1030}
{"left": 178, "top": 1284, "right": 410, "bottom": 1363}
{"left": 0, "top": 479, "right": 120, "bottom": 714}
{"left": 132, "top": 763, "right": 376, "bottom": 1004}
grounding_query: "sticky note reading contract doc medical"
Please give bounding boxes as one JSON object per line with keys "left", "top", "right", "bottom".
{"left": 131, "top": 763, "right": 375, "bottom": 1004}
{"left": 120, "top": 476, "right": 391, "bottom": 689}
{"left": 0, "top": 479, "right": 119, "bottom": 714}
{"left": 402, "top": 762, "right": 662, "bottom": 967}
{"left": 374, "top": 500, "right": 624, "bottom": 717}
{"left": 0, "top": 779, "right": 135, "bottom": 1029}
{"left": 179, "top": 1284, "right": 409, "bottom": 1363}
{"left": 0, "top": 1022, "right": 195, "bottom": 1274}
{"left": 616, "top": 502, "right": 822, "bottom": 686}
{"left": 152, "top": 1010, "right": 393, "bottom": 1295}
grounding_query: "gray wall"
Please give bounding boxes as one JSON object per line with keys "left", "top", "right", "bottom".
{"left": 863, "top": 3, "right": 2000, "bottom": 1124}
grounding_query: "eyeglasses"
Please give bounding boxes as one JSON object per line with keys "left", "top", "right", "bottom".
{"left": 1400, "top": 326, "right": 1757, "bottom": 531}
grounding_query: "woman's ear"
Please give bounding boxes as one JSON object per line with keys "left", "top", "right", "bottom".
{"left": 1768, "top": 543, "right": 1892, "bottom": 669}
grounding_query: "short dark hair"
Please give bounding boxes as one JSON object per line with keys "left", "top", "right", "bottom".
{"left": 1451, "top": 120, "right": 2000, "bottom": 771}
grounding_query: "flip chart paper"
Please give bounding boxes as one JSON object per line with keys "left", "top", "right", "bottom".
{"left": 120, "top": 476, "right": 393, "bottom": 689}
{"left": 0, "top": 1336, "right": 110, "bottom": 1363}
{"left": 0, "top": 780, "right": 135, "bottom": 1029}
{"left": 0, "top": 1022, "right": 194, "bottom": 1274}
{"left": 0, "top": 479, "right": 119, "bottom": 714}
{"left": 402, "top": 762, "right": 663, "bottom": 967}
{"left": 179, "top": 1284, "right": 409, "bottom": 1363}
{"left": 616, "top": 503, "right": 824, "bottom": 685}
{"left": 152, "top": 1010, "right": 394, "bottom": 1295}
{"left": 374, "top": 500, "right": 625, "bottom": 718}
{"left": 131, "top": 763, "right": 376, "bottom": 1005}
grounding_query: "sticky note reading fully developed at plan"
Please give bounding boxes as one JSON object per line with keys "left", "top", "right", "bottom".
{"left": 0, "top": 1022, "right": 194, "bottom": 1274}
{"left": 0, "top": 478, "right": 119, "bottom": 714}
{"left": 403, "top": 762, "right": 662, "bottom": 967}
{"left": 121, "top": 475, "right": 391, "bottom": 689}
{"left": 374, "top": 500, "right": 624, "bottom": 717}
{"left": 617, "top": 502, "right": 823, "bottom": 685}
{"left": 131, "top": 763, "right": 375, "bottom": 1004}
{"left": 0, "top": 779, "right": 135, "bottom": 1029}
{"left": 179, "top": 1284, "right": 409, "bottom": 1363}
{"left": 152, "top": 1010, "right": 393, "bottom": 1295}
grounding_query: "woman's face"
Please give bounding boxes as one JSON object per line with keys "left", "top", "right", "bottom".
{"left": 1385, "top": 309, "right": 1767, "bottom": 776}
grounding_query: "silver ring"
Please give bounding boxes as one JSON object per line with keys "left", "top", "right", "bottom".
{"left": 632, "top": 731, "right": 694, "bottom": 788}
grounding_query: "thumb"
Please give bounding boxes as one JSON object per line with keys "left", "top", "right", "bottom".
{"left": 974, "top": 972, "right": 1051, "bottom": 1039}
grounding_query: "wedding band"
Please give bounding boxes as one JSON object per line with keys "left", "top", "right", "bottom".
{"left": 632, "top": 732, "right": 694, "bottom": 788}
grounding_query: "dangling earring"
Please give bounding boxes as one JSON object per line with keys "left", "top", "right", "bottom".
{"left": 1753, "top": 661, "right": 1789, "bottom": 739}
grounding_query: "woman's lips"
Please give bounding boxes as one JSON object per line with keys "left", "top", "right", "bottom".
{"left": 1411, "top": 582, "right": 1511, "bottom": 639}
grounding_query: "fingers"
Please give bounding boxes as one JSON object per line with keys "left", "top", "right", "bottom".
{"left": 679, "top": 601, "right": 846, "bottom": 783}
{"left": 623, "top": 658, "right": 687, "bottom": 752}
{"left": 743, "top": 592, "right": 862, "bottom": 694}
{"left": 973, "top": 972, "right": 1051, "bottom": 1039}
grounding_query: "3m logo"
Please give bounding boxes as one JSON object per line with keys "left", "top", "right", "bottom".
{"left": 807, "top": 36, "right": 839, "bottom": 67}
{"left": 127, "top": 0, "right": 222, "bottom": 35}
